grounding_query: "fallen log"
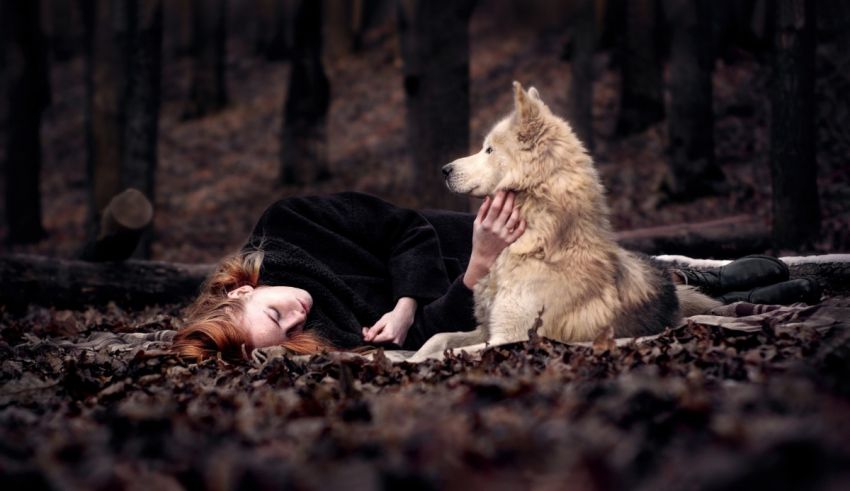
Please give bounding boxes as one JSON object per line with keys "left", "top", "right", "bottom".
{"left": 0, "top": 254, "right": 213, "bottom": 312}
{"left": 616, "top": 214, "right": 771, "bottom": 257}
{"left": 1, "top": 253, "right": 848, "bottom": 311}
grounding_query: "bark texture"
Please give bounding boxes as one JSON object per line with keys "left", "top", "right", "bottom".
{"left": 663, "top": 0, "right": 725, "bottom": 198}
{"left": 183, "top": 0, "right": 227, "bottom": 119}
{"left": 262, "top": 0, "right": 294, "bottom": 60}
{"left": 0, "top": 254, "right": 212, "bottom": 311}
{"left": 82, "top": 0, "right": 162, "bottom": 258}
{"left": 568, "top": 0, "right": 596, "bottom": 150}
{"left": 3, "top": 0, "right": 50, "bottom": 244}
{"left": 124, "top": 0, "right": 163, "bottom": 258}
{"left": 616, "top": 0, "right": 664, "bottom": 136}
{"left": 398, "top": 0, "right": 476, "bottom": 210}
{"left": 280, "top": 0, "right": 331, "bottom": 185}
{"left": 82, "top": 0, "right": 129, "bottom": 234}
{"left": 617, "top": 215, "right": 770, "bottom": 258}
{"left": 324, "top": 0, "right": 364, "bottom": 58}
{"left": 770, "top": 0, "right": 820, "bottom": 250}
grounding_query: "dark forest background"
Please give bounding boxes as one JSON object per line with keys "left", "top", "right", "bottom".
{"left": 4, "top": 4, "right": 850, "bottom": 489}
{"left": 1, "top": 0, "right": 848, "bottom": 265}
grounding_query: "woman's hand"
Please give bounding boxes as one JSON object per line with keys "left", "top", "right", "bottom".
{"left": 362, "top": 296, "right": 417, "bottom": 345}
{"left": 463, "top": 190, "right": 526, "bottom": 289}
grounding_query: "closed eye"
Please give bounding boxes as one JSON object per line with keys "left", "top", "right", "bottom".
{"left": 267, "top": 307, "right": 280, "bottom": 326}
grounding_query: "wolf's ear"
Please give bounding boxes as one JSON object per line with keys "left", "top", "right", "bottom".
{"left": 512, "top": 81, "right": 540, "bottom": 123}
{"left": 528, "top": 86, "right": 542, "bottom": 102}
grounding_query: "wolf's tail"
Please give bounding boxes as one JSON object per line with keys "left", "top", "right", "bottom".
{"left": 676, "top": 285, "right": 722, "bottom": 317}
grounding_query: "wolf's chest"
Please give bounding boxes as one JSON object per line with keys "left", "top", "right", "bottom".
{"left": 471, "top": 252, "right": 524, "bottom": 323}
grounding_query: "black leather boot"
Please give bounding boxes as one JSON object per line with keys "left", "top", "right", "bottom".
{"left": 718, "top": 278, "right": 822, "bottom": 305}
{"left": 673, "top": 255, "right": 789, "bottom": 294}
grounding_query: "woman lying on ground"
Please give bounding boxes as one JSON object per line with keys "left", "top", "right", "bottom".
{"left": 171, "top": 191, "right": 821, "bottom": 361}
{"left": 172, "top": 190, "right": 526, "bottom": 360}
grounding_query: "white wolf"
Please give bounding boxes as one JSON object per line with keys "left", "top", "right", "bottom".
{"left": 407, "top": 82, "right": 718, "bottom": 362}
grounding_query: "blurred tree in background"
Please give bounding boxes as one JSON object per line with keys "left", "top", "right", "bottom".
{"left": 567, "top": 0, "right": 596, "bottom": 151}
{"left": 280, "top": 0, "right": 331, "bottom": 185}
{"left": 325, "top": 0, "right": 365, "bottom": 58}
{"left": 259, "top": 0, "right": 294, "bottom": 60}
{"left": 662, "top": 0, "right": 725, "bottom": 199}
{"left": 614, "top": 0, "right": 664, "bottom": 137}
{"left": 2, "top": 0, "right": 50, "bottom": 244}
{"left": 80, "top": 0, "right": 162, "bottom": 258}
{"left": 771, "top": 0, "right": 819, "bottom": 250}
{"left": 182, "top": 0, "right": 227, "bottom": 119}
{"left": 398, "top": 0, "right": 476, "bottom": 211}
{"left": 43, "top": 0, "right": 78, "bottom": 61}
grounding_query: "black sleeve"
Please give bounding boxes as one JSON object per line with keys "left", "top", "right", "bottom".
{"left": 250, "top": 192, "right": 452, "bottom": 303}
{"left": 403, "top": 276, "right": 478, "bottom": 350}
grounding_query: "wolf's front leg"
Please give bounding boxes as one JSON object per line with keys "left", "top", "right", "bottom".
{"left": 485, "top": 288, "right": 543, "bottom": 342}
{"left": 407, "top": 328, "right": 489, "bottom": 362}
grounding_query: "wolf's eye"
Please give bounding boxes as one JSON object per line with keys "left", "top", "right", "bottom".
{"left": 486, "top": 146, "right": 494, "bottom": 154}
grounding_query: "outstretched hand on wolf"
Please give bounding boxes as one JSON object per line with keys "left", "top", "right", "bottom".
{"left": 363, "top": 190, "right": 524, "bottom": 345}
{"left": 463, "top": 190, "right": 526, "bottom": 289}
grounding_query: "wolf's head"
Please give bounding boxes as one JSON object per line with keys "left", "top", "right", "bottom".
{"left": 442, "top": 81, "right": 594, "bottom": 200}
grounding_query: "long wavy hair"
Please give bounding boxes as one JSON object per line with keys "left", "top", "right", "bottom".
{"left": 171, "top": 247, "right": 335, "bottom": 361}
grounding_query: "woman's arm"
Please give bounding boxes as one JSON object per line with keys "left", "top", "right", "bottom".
{"left": 382, "top": 191, "right": 526, "bottom": 349}
{"left": 462, "top": 191, "right": 526, "bottom": 288}
{"left": 362, "top": 296, "right": 417, "bottom": 345}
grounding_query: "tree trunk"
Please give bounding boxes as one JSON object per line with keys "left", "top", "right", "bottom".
{"left": 397, "top": 0, "right": 476, "bottom": 210}
{"left": 0, "top": 14, "right": 5, "bottom": 158}
{"left": 568, "top": 0, "right": 596, "bottom": 150}
{"left": 771, "top": 0, "right": 820, "bottom": 250}
{"left": 183, "top": 0, "right": 227, "bottom": 119}
{"left": 43, "top": 0, "right": 77, "bottom": 61}
{"left": 662, "top": 0, "right": 724, "bottom": 198}
{"left": 324, "top": 0, "right": 366, "bottom": 58}
{"left": 815, "top": 1, "right": 850, "bottom": 233}
{"left": 82, "top": 0, "right": 129, "bottom": 240}
{"left": 280, "top": 0, "right": 331, "bottom": 185}
{"left": 3, "top": 0, "right": 50, "bottom": 244}
{"left": 78, "top": 188, "right": 154, "bottom": 261}
{"left": 264, "top": 0, "right": 294, "bottom": 60}
{"left": 616, "top": 0, "right": 664, "bottom": 136}
{"left": 163, "top": 0, "right": 194, "bottom": 57}
{"left": 712, "top": 0, "right": 764, "bottom": 61}
{"left": 82, "top": 0, "right": 161, "bottom": 258}
{"left": 324, "top": 0, "right": 354, "bottom": 59}
{"left": 597, "top": 0, "right": 626, "bottom": 52}
{"left": 124, "top": 0, "right": 162, "bottom": 258}
{"left": 250, "top": 0, "right": 273, "bottom": 55}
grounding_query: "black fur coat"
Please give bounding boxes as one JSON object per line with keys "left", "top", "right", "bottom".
{"left": 243, "top": 192, "right": 477, "bottom": 350}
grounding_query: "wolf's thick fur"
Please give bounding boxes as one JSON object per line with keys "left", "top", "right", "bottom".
{"left": 408, "top": 82, "right": 719, "bottom": 361}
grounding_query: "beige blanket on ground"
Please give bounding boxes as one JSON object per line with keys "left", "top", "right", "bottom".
{"left": 51, "top": 302, "right": 848, "bottom": 364}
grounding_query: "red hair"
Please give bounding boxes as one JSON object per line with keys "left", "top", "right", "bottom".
{"left": 172, "top": 248, "right": 336, "bottom": 361}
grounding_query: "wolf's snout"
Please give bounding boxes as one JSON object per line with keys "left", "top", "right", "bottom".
{"left": 442, "top": 163, "right": 454, "bottom": 178}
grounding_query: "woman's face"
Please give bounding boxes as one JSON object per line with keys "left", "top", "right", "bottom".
{"left": 227, "top": 285, "right": 313, "bottom": 349}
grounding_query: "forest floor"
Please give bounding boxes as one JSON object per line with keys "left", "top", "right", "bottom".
{"left": 2, "top": 6, "right": 850, "bottom": 490}
{"left": 2, "top": 299, "right": 850, "bottom": 489}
